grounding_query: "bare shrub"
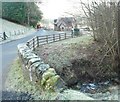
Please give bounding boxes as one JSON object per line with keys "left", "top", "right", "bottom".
{"left": 81, "top": 1, "right": 119, "bottom": 76}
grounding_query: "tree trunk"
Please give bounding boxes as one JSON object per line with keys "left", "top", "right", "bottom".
{"left": 27, "top": 11, "right": 30, "bottom": 25}
{"left": 117, "top": 1, "right": 120, "bottom": 80}
{"left": 26, "top": 2, "right": 30, "bottom": 26}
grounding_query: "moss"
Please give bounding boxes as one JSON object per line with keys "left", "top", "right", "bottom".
{"left": 45, "top": 75, "right": 60, "bottom": 91}
{"left": 41, "top": 72, "right": 55, "bottom": 86}
{"left": 41, "top": 68, "right": 60, "bottom": 92}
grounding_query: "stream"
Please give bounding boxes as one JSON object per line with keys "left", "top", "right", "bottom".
{"left": 71, "top": 80, "right": 119, "bottom": 100}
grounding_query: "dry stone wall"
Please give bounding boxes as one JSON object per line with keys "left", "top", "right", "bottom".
{"left": 17, "top": 43, "right": 66, "bottom": 92}
{"left": 17, "top": 43, "right": 94, "bottom": 100}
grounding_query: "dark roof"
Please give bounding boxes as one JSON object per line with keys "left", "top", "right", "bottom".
{"left": 56, "top": 17, "right": 75, "bottom": 27}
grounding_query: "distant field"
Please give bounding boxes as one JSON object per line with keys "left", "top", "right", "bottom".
{"left": 0, "top": 18, "right": 30, "bottom": 38}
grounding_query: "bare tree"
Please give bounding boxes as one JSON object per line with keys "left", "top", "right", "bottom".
{"left": 80, "top": 0, "right": 119, "bottom": 75}
{"left": 117, "top": 1, "right": 120, "bottom": 78}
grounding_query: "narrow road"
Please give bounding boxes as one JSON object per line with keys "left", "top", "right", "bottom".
{"left": 0, "top": 29, "right": 60, "bottom": 90}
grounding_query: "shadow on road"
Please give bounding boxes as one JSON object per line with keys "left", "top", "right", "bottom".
{"left": 2, "top": 90, "right": 33, "bottom": 101}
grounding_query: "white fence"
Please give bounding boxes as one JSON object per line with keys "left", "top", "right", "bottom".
{"left": 0, "top": 28, "right": 30, "bottom": 41}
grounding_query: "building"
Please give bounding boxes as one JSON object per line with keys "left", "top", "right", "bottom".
{"left": 54, "top": 17, "right": 76, "bottom": 31}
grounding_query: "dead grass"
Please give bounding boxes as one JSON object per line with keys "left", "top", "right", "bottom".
{"left": 35, "top": 35, "right": 93, "bottom": 70}
{"left": 35, "top": 34, "right": 118, "bottom": 84}
{"left": 5, "top": 58, "right": 59, "bottom": 100}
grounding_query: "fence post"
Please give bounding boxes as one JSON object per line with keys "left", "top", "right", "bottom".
{"left": 46, "top": 35, "right": 48, "bottom": 44}
{"left": 22, "top": 30, "right": 24, "bottom": 34}
{"left": 24, "top": 28, "right": 26, "bottom": 32}
{"left": 18, "top": 30, "right": 20, "bottom": 35}
{"left": 59, "top": 34, "right": 61, "bottom": 41}
{"left": 37, "top": 36, "right": 39, "bottom": 47}
{"left": 33, "top": 38, "right": 35, "bottom": 50}
{"left": 26, "top": 42, "right": 29, "bottom": 47}
{"left": 14, "top": 31, "right": 16, "bottom": 35}
{"left": 9, "top": 31, "right": 11, "bottom": 36}
{"left": 71, "top": 32, "right": 73, "bottom": 38}
{"left": 65, "top": 33, "right": 66, "bottom": 39}
{"left": 53, "top": 34, "right": 55, "bottom": 42}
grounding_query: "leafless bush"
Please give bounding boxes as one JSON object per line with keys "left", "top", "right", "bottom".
{"left": 81, "top": 1, "right": 119, "bottom": 74}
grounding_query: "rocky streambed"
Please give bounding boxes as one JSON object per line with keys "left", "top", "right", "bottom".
{"left": 71, "top": 81, "right": 119, "bottom": 100}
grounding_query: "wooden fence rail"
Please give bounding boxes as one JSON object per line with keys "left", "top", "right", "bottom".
{"left": 27, "top": 32, "right": 73, "bottom": 50}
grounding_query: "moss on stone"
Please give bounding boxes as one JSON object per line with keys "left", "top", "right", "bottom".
{"left": 45, "top": 75, "right": 60, "bottom": 91}
{"left": 41, "top": 68, "right": 60, "bottom": 91}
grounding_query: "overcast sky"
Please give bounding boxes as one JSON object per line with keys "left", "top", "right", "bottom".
{"left": 37, "top": 0, "right": 118, "bottom": 19}
{"left": 38, "top": 0, "right": 73, "bottom": 19}
{"left": 38, "top": 0, "right": 91, "bottom": 19}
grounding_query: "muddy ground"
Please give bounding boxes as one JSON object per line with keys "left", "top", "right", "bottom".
{"left": 35, "top": 35, "right": 119, "bottom": 100}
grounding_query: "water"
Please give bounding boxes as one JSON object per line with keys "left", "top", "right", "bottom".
{"left": 80, "top": 81, "right": 111, "bottom": 93}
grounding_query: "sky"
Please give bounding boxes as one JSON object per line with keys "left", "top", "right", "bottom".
{"left": 38, "top": 0, "right": 74, "bottom": 19}
{"left": 38, "top": 0, "right": 118, "bottom": 19}
{"left": 38, "top": 0, "right": 94, "bottom": 19}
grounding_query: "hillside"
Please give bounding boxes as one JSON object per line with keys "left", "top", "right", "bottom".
{"left": 2, "top": 2, "right": 42, "bottom": 27}
{"left": 4, "top": 35, "right": 119, "bottom": 100}
{"left": 35, "top": 35, "right": 119, "bottom": 100}
{"left": 0, "top": 18, "right": 35, "bottom": 42}
{"left": 1, "top": 18, "right": 29, "bottom": 36}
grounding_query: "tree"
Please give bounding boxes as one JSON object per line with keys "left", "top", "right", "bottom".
{"left": 26, "top": 2, "right": 43, "bottom": 27}
{"left": 117, "top": 1, "right": 120, "bottom": 79}
{"left": 2, "top": 2, "right": 42, "bottom": 27}
{"left": 81, "top": 1, "right": 119, "bottom": 73}
{"left": 2, "top": 2, "right": 26, "bottom": 24}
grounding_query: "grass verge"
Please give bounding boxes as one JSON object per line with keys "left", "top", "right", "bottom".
{"left": 5, "top": 58, "right": 58, "bottom": 100}
{"left": 35, "top": 34, "right": 118, "bottom": 83}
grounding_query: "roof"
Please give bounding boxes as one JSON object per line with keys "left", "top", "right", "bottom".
{"left": 55, "top": 17, "right": 75, "bottom": 27}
